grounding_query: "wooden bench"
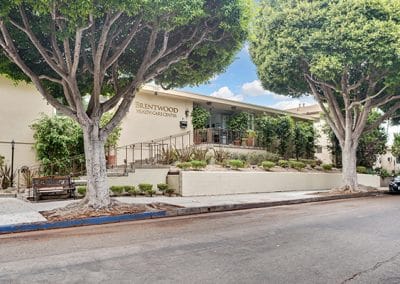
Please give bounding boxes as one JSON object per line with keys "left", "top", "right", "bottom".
{"left": 32, "top": 176, "right": 76, "bottom": 201}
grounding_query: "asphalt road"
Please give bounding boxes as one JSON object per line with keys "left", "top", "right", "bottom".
{"left": 1, "top": 195, "right": 400, "bottom": 284}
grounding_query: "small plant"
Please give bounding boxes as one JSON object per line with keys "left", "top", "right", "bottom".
{"left": 228, "top": 159, "right": 245, "bottom": 170}
{"left": 356, "top": 166, "right": 367, "bottom": 174}
{"left": 175, "top": 147, "right": 193, "bottom": 162}
{"left": 177, "top": 162, "right": 192, "bottom": 170}
{"left": 379, "top": 168, "right": 391, "bottom": 178}
{"left": 21, "top": 167, "right": 35, "bottom": 188}
{"left": 322, "top": 164, "right": 333, "bottom": 171}
{"left": 299, "top": 159, "right": 317, "bottom": 168}
{"left": 0, "top": 164, "right": 15, "bottom": 189}
{"left": 139, "top": 183, "right": 154, "bottom": 196}
{"left": 213, "top": 148, "right": 231, "bottom": 164}
{"left": 261, "top": 161, "right": 275, "bottom": 171}
{"left": 165, "top": 188, "right": 175, "bottom": 197}
{"left": 157, "top": 183, "right": 169, "bottom": 194}
{"left": 77, "top": 186, "right": 86, "bottom": 196}
{"left": 123, "top": 186, "right": 137, "bottom": 196}
{"left": 190, "top": 160, "right": 207, "bottom": 170}
{"left": 289, "top": 161, "right": 306, "bottom": 171}
{"left": 278, "top": 160, "right": 289, "bottom": 168}
{"left": 110, "top": 186, "right": 125, "bottom": 195}
{"left": 160, "top": 147, "right": 178, "bottom": 165}
{"left": 191, "top": 148, "right": 209, "bottom": 162}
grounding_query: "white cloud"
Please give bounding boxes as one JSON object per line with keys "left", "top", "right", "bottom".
{"left": 241, "top": 80, "right": 289, "bottom": 100}
{"left": 270, "top": 98, "right": 314, "bottom": 110}
{"left": 210, "top": 87, "right": 244, "bottom": 102}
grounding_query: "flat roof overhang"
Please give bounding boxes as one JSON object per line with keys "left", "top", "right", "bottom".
{"left": 141, "top": 85, "right": 315, "bottom": 122}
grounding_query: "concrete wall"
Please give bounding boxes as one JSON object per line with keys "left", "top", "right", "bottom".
{"left": 0, "top": 76, "right": 54, "bottom": 169}
{"left": 180, "top": 171, "right": 380, "bottom": 196}
{"left": 314, "top": 118, "right": 333, "bottom": 164}
{"left": 106, "top": 168, "right": 170, "bottom": 188}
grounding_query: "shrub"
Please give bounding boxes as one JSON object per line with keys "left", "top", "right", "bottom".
{"left": 299, "top": 159, "right": 317, "bottom": 168}
{"left": 289, "top": 161, "right": 306, "bottom": 171}
{"left": 160, "top": 147, "right": 178, "bottom": 165}
{"left": 138, "top": 183, "right": 153, "bottom": 195}
{"left": 261, "top": 161, "right": 275, "bottom": 171}
{"left": 316, "top": 159, "right": 323, "bottom": 166}
{"left": 191, "top": 148, "right": 209, "bottom": 162}
{"left": 192, "top": 106, "right": 210, "bottom": 130}
{"left": 175, "top": 147, "right": 193, "bottom": 162}
{"left": 123, "top": 186, "right": 136, "bottom": 196}
{"left": 356, "top": 166, "right": 367, "bottom": 174}
{"left": 278, "top": 160, "right": 289, "bottom": 168}
{"left": 213, "top": 149, "right": 230, "bottom": 164}
{"left": 322, "top": 164, "right": 333, "bottom": 171}
{"left": 379, "top": 168, "right": 391, "bottom": 178}
{"left": 110, "top": 186, "right": 124, "bottom": 195}
{"left": 177, "top": 162, "right": 192, "bottom": 170}
{"left": 246, "top": 152, "right": 280, "bottom": 165}
{"left": 77, "top": 186, "right": 86, "bottom": 196}
{"left": 165, "top": 188, "right": 175, "bottom": 197}
{"left": 228, "top": 159, "right": 245, "bottom": 170}
{"left": 157, "top": 183, "right": 169, "bottom": 193}
{"left": 190, "top": 160, "right": 207, "bottom": 170}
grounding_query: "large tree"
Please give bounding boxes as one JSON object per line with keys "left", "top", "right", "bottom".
{"left": 0, "top": 0, "right": 250, "bottom": 208}
{"left": 251, "top": 0, "right": 400, "bottom": 191}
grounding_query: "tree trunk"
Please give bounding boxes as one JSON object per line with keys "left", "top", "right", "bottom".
{"left": 82, "top": 123, "right": 111, "bottom": 209}
{"left": 341, "top": 141, "right": 358, "bottom": 192}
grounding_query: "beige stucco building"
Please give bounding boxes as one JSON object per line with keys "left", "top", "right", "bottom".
{"left": 0, "top": 77, "right": 323, "bottom": 172}
{"left": 0, "top": 76, "right": 53, "bottom": 171}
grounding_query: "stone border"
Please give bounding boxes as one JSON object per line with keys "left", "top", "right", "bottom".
{"left": 0, "top": 191, "right": 384, "bottom": 235}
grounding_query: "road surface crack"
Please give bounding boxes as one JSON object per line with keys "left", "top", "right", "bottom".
{"left": 342, "top": 251, "right": 400, "bottom": 283}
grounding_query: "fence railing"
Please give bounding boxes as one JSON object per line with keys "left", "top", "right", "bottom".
{"left": 193, "top": 128, "right": 261, "bottom": 148}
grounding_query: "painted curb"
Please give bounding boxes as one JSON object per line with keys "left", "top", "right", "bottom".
{"left": 0, "top": 191, "right": 385, "bottom": 235}
{"left": 0, "top": 210, "right": 166, "bottom": 235}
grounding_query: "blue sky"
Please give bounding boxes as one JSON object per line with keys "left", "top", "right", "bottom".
{"left": 180, "top": 45, "right": 315, "bottom": 110}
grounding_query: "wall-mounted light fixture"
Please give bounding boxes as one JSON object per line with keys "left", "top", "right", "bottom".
{"left": 185, "top": 109, "right": 190, "bottom": 117}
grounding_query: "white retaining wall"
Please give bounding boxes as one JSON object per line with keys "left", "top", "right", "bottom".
{"left": 106, "top": 168, "right": 169, "bottom": 188}
{"left": 180, "top": 171, "right": 381, "bottom": 196}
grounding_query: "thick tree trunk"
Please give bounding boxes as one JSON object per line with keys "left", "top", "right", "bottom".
{"left": 341, "top": 141, "right": 358, "bottom": 192}
{"left": 82, "top": 123, "right": 111, "bottom": 209}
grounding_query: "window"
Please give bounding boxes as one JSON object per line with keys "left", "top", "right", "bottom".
{"left": 316, "top": 146, "right": 323, "bottom": 153}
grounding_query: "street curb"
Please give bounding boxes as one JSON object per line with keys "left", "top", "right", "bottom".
{"left": 0, "top": 210, "right": 166, "bottom": 235}
{"left": 0, "top": 191, "right": 384, "bottom": 235}
{"left": 165, "top": 191, "right": 385, "bottom": 217}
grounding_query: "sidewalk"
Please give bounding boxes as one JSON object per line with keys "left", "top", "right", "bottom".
{"left": 0, "top": 189, "right": 386, "bottom": 228}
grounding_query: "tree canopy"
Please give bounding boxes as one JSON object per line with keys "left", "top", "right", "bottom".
{"left": 250, "top": 0, "right": 400, "bottom": 191}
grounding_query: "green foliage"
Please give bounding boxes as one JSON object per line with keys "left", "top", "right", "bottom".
{"left": 101, "top": 112, "right": 122, "bottom": 149}
{"left": 378, "top": 168, "right": 391, "bottom": 179}
{"left": 165, "top": 188, "right": 175, "bottom": 197}
{"left": 278, "top": 160, "right": 289, "bottom": 168}
{"left": 110, "top": 186, "right": 125, "bottom": 195}
{"left": 392, "top": 133, "right": 400, "bottom": 161}
{"left": 228, "top": 159, "right": 245, "bottom": 170}
{"left": 125, "top": 186, "right": 138, "bottom": 196}
{"left": 227, "top": 112, "right": 249, "bottom": 133}
{"left": 192, "top": 106, "right": 210, "bottom": 130}
{"left": 261, "top": 161, "right": 275, "bottom": 171}
{"left": 0, "top": 164, "right": 14, "bottom": 189}
{"left": 294, "top": 122, "right": 316, "bottom": 160}
{"left": 0, "top": 0, "right": 251, "bottom": 102}
{"left": 357, "top": 112, "right": 387, "bottom": 168}
{"left": 160, "top": 148, "right": 178, "bottom": 165}
{"left": 31, "top": 115, "right": 84, "bottom": 175}
{"left": 322, "top": 164, "right": 333, "bottom": 171}
{"left": 246, "top": 152, "right": 280, "bottom": 165}
{"left": 191, "top": 148, "right": 209, "bottom": 162}
{"left": 289, "top": 161, "right": 306, "bottom": 171}
{"left": 275, "top": 116, "right": 294, "bottom": 159}
{"left": 356, "top": 166, "right": 367, "bottom": 174}
{"left": 157, "top": 183, "right": 169, "bottom": 193}
{"left": 138, "top": 183, "right": 153, "bottom": 195}
{"left": 177, "top": 162, "right": 192, "bottom": 170}
{"left": 190, "top": 160, "right": 207, "bottom": 170}
{"left": 255, "top": 116, "right": 277, "bottom": 151}
{"left": 175, "top": 147, "right": 193, "bottom": 163}
{"left": 246, "top": 129, "right": 257, "bottom": 138}
{"left": 77, "top": 186, "right": 86, "bottom": 196}
{"left": 138, "top": 183, "right": 155, "bottom": 197}
{"left": 251, "top": 0, "right": 400, "bottom": 98}
{"left": 299, "top": 159, "right": 317, "bottom": 168}
{"left": 213, "top": 149, "right": 231, "bottom": 164}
